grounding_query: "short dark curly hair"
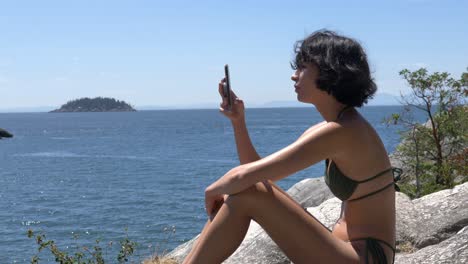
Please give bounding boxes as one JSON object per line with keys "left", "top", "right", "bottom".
{"left": 292, "top": 30, "right": 377, "bottom": 107}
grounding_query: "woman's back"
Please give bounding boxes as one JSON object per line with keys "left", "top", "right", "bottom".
{"left": 329, "top": 109, "right": 396, "bottom": 263}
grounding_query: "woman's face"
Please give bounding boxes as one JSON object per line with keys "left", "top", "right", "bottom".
{"left": 291, "top": 63, "right": 324, "bottom": 104}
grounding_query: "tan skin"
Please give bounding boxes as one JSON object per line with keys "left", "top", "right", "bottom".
{"left": 183, "top": 64, "right": 395, "bottom": 264}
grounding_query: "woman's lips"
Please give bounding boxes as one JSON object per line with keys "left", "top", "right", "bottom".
{"left": 294, "top": 85, "right": 300, "bottom": 92}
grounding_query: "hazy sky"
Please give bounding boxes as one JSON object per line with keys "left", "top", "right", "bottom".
{"left": 0, "top": 0, "right": 467, "bottom": 110}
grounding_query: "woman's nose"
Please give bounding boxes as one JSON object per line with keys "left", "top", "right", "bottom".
{"left": 291, "top": 70, "right": 299, "bottom": 81}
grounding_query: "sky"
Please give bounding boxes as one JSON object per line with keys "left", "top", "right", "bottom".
{"left": 0, "top": 0, "right": 467, "bottom": 111}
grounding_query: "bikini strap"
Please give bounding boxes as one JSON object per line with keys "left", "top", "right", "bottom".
{"left": 355, "top": 166, "right": 402, "bottom": 184}
{"left": 348, "top": 167, "right": 403, "bottom": 202}
{"left": 348, "top": 182, "right": 395, "bottom": 202}
{"left": 356, "top": 168, "right": 394, "bottom": 183}
{"left": 335, "top": 105, "right": 352, "bottom": 121}
{"left": 392, "top": 167, "right": 402, "bottom": 192}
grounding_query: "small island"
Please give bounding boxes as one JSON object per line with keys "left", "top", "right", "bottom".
{"left": 0, "top": 128, "right": 13, "bottom": 139}
{"left": 50, "top": 97, "right": 137, "bottom": 112}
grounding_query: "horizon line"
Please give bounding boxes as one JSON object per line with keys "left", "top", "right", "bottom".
{"left": 0, "top": 104, "right": 405, "bottom": 114}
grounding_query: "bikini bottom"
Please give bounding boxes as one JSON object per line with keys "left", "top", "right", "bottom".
{"left": 349, "top": 237, "right": 396, "bottom": 264}
{"left": 302, "top": 208, "right": 396, "bottom": 263}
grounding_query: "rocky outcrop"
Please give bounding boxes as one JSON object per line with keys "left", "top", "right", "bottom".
{"left": 396, "top": 183, "right": 468, "bottom": 250}
{"left": 395, "top": 226, "right": 468, "bottom": 264}
{"left": 285, "top": 177, "right": 334, "bottom": 208}
{"left": 166, "top": 180, "right": 468, "bottom": 264}
{"left": 0, "top": 127, "right": 13, "bottom": 139}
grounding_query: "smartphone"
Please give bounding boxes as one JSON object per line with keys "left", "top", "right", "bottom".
{"left": 224, "top": 64, "right": 233, "bottom": 111}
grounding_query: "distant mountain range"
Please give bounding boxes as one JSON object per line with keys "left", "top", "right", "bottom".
{"left": 0, "top": 93, "right": 401, "bottom": 113}
{"left": 138, "top": 92, "right": 401, "bottom": 110}
{"left": 367, "top": 92, "right": 402, "bottom": 106}
{"left": 0, "top": 106, "right": 55, "bottom": 113}
{"left": 257, "top": 93, "right": 401, "bottom": 108}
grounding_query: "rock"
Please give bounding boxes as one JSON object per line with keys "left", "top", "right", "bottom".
{"left": 224, "top": 221, "right": 290, "bottom": 264}
{"left": 396, "top": 182, "right": 468, "bottom": 249}
{"left": 395, "top": 225, "right": 468, "bottom": 264}
{"left": 305, "top": 197, "right": 342, "bottom": 229}
{"left": 0, "top": 128, "right": 13, "bottom": 138}
{"left": 282, "top": 177, "right": 335, "bottom": 208}
{"left": 395, "top": 192, "right": 419, "bottom": 249}
{"left": 165, "top": 181, "right": 468, "bottom": 264}
{"left": 165, "top": 235, "right": 198, "bottom": 263}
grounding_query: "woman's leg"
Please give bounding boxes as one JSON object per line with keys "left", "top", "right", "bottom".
{"left": 184, "top": 181, "right": 360, "bottom": 264}
{"left": 183, "top": 196, "right": 251, "bottom": 264}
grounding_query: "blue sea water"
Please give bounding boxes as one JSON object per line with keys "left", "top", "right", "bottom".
{"left": 0, "top": 107, "right": 424, "bottom": 263}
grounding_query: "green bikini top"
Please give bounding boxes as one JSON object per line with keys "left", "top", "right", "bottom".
{"left": 324, "top": 106, "right": 402, "bottom": 202}
{"left": 325, "top": 159, "right": 401, "bottom": 201}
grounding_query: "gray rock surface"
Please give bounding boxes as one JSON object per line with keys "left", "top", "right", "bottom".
{"left": 166, "top": 180, "right": 468, "bottom": 264}
{"left": 280, "top": 177, "right": 334, "bottom": 208}
{"left": 395, "top": 226, "right": 468, "bottom": 264}
{"left": 396, "top": 182, "right": 468, "bottom": 249}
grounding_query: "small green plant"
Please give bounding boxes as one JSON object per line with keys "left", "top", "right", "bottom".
{"left": 117, "top": 234, "right": 138, "bottom": 263}
{"left": 28, "top": 226, "right": 179, "bottom": 264}
{"left": 28, "top": 229, "right": 137, "bottom": 263}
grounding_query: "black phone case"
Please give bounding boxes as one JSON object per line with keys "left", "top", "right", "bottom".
{"left": 224, "top": 65, "right": 233, "bottom": 111}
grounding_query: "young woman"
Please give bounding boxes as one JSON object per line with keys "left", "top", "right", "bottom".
{"left": 183, "top": 30, "right": 399, "bottom": 264}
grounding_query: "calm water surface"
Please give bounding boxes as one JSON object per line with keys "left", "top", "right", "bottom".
{"left": 0, "top": 107, "right": 424, "bottom": 263}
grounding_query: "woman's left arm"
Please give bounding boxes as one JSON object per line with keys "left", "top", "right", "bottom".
{"left": 204, "top": 122, "right": 349, "bottom": 214}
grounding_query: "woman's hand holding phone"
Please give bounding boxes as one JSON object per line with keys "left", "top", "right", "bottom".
{"left": 218, "top": 79, "right": 245, "bottom": 122}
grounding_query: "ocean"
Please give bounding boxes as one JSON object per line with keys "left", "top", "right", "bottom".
{"left": 0, "top": 106, "right": 425, "bottom": 263}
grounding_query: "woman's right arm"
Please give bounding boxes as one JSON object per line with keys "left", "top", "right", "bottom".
{"left": 218, "top": 80, "right": 260, "bottom": 165}
{"left": 231, "top": 116, "right": 260, "bottom": 164}
{"left": 218, "top": 79, "right": 327, "bottom": 165}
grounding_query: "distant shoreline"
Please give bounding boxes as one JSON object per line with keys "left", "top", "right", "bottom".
{"left": 0, "top": 105, "right": 405, "bottom": 114}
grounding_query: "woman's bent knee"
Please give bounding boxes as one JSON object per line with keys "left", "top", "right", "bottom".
{"left": 225, "top": 181, "right": 275, "bottom": 211}
{"left": 233, "top": 181, "right": 274, "bottom": 197}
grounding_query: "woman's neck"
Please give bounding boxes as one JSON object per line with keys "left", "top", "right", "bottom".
{"left": 315, "top": 102, "right": 348, "bottom": 122}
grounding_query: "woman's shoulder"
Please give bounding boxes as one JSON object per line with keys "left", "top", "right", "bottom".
{"left": 336, "top": 111, "right": 376, "bottom": 138}
{"left": 297, "top": 113, "right": 376, "bottom": 151}
{"left": 298, "top": 121, "right": 328, "bottom": 140}
{"left": 335, "top": 115, "right": 389, "bottom": 165}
